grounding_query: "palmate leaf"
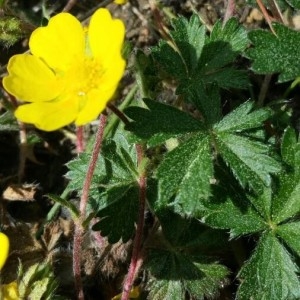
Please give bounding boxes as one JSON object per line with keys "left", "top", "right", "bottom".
{"left": 146, "top": 211, "right": 229, "bottom": 300}
{"left": 66, "top": 131, "right": 139, "bottom": 243}
{"left": 193, "top": 18, "right": 249, "bottom": 89}
{"left": 146, "top": 252, "right": 228, "bottom": 300}
{"left": 156, "top": 133, "right": 213, "bottom": 216}
{"left": 281, "top": 126, "right": 298, "bottom": 167}
{"left": 214, "top": 101, "right": 272, "bottom": 132}
{"left": 92, "top": 185, "right": 139, "bottom": 243}
{"left": 272, "top": 127, "right": 300, "bottom": 223}
{"left": 202, "top": 174, "right": 267, "bottom": 238}
{"left": 156, "top": 209, "right": 228, "bottom": 250}
{"left": 169, "top": 14, "right": 206, "bottom": 73}
{"left": 237, "top": 232, "right": 300, "bottom": 300}
{"left": 247, "top": 23, "right": 300, "bottom": 82}
{"left": 152, "top": 13, "right": 249, "bottom": 88}
{"left": 209, "top": 18, "right": 248, "bottom": 53}
{"left": 271, "top": 173, "right": 300, "bottom": 224}
{"left": 151, "top": 14, "right": 205, "bottom": 79}
{"left": 65, "top": 153, "right": 107, "bottom": 199}
{"left": 213, "top": 102, "right": 280, "bottom": 191}
{"left": 178, "top": 81, "right": 221, "bottom": 126}
{"left": 124, "top": 98, "right": 203, "bottom": 146}
{"left": 277, "top": 222, "right": 300, "bottom": 257}
{"left": 215, "top": 132, "right": 281, "bottom": 191}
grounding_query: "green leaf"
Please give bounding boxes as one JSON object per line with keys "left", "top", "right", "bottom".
{"left": 169, "top": 14, "right": 206, "bottom": 72}
{"left": 92, "top": 185, "right": 139, "bottom": 243}
{"left": 66, "top": 131, "right": 140, "bottom": 243}
{"left": 200, "top": 66, "right": 249, "bottom": 89}
{"left": 281, "top": 126, "right": 298, "bottom": 167}
{"left": 151, "top": 14, "right": 249, "bottom": 90}
{"left": 237, "top": 232, "right": 300, "bottom": 300}
{"left": 178, "top": 81, "right": 221, "bottom": 125}
{"left": 146, "top": 249, "right": 228, "bottom": 300}
{"left": 47, "top": 194, "right": 79, "bottom": 219}
{"left": 272, "top": 174, "right": 300, "bottom": 224}
{"left": 214, "top": 101, "right": 272, "bottom": 132}
{"left": 247, "top": 23, "right": 300, "bottom": 82}
{"left": 151, "top": 40, "right": 187, "bottom": 80}
{"left": 248, "top": 187, "right": 272, "bottom": 221}
{"left": 65, "top": 153, "right": 107, "bottom": 197}
{"left": 286, "top": 0, "right": 300, "bottom": 8}
{"left": 146, "top": 279, "right": 184, "bottom": 300}
{"left": 193, "top": 40, "right": 249, "bottom": 90}
{"left": 124, "top": 98, "right": 203, "bottom": 146}
{"left": 202, "top": 184, "right": 267, "bottom": 238}
{"left": 0, "top": 111, "right": 19, "bottom": 131}
{"left": 210, "top": 18, "right": 248, "bottom": 52}
{"left": 277, "top": 222, "right": 300, "bottom": 257}
{"left": 216, "top": 132, "right": 281, "bottom": 191}
{"left": 157, "top": 133, "right": 213, "bottom": 216}
{"left": 157, "top": 209, "right": 228, "bottom": 249}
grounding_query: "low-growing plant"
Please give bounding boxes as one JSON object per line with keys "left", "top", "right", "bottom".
{"left": 1, "top": 0, "right": 300, "bottom": 299}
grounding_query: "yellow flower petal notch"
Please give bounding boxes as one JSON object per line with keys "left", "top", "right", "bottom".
{"left": 0, "top": 232, "right": 9, "bottom": 270}
{"left": 3, "top": 9, "right": 126, "bottom": 131}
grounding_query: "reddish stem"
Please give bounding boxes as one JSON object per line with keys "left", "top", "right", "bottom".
{"left": 72, "top": 114, "right": 107, "bottom": 300}
{"left": 76, "top": 126, "right": 85, "bottom": 154}
{"left": 62, "top": 0, "right": 77, "bottom": 12}
{"left": 223, "top": 0, "right": 235, "bottom": 25}
{"left": 121, "top": 144, "right": 146, "bottom": 300}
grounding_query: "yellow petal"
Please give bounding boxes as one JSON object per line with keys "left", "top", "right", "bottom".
{"left": 111, "top": 286, "right": 140, "bottom": 300}
{"left": 114, "top": 0, "right": 128, "bottom": 4}
{"left": 29, "top": 12, "right": 85, "bottom": 71}
{"left": 0, "top": 232, "right": 9, "bottom": 270}
{"left": 75, "top": 89, "right": 108, "bottom": 125}
{"left": 15, "top": 97, "right": 78, "bottom": 131}
{"left": 1, "top": 281, "right": 19, "bottom": 300}
{"left": 3, "top": 54, "right": 63, "bottom": 102}
{"left": 74, "top": 55, "right": 125, "bottom": 126}
{"left": 98, "top": 54, "right": 126, "bottom": 90}
{"left": 88, "top": 8, "right": 125, "bottom": 68}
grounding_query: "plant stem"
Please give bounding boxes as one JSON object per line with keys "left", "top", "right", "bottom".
{"left": 76, "top": 126, "right": 85, "bottom": 154}
{"left": 223, "top": 0, "right": 235, "bottom": 25}
{"left": 73, "top": 113, "right": 107, "bottom": 300}
{"left": 121, "top": 144, "right": 146, "bottom": 300}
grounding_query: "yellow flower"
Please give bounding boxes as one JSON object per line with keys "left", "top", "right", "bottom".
{"left": 1, "top": 281, "right": 19, "bottom": 300}
{"left": 112, "top": 286, "right": 140, "bottom": 300}
{"left": 0, "top": 232, "right": 9, "bottom": 270}
{"left": 3, "top": 8, "right": 126, "bottom": 131}
{"left": 114, "top": 0, "right": 128, "bottom": 4}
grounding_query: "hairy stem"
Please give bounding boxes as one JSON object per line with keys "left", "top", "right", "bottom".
{"left": 73, "top": 113, "right": 107, "bottom": 300}
{"left": 223, "top": 0, "right": 235, "bottom": 25}
{"left": 76, "top": 126, "right": 85, "bottom": 154}
{"left": 121, "top": 144, "right": 146, "bottom": 300}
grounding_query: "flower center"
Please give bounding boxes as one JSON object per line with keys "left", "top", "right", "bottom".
{"left": 75, "top": 57, "right": 103, "bottom": 97}
{"left": 60, "top": 56, "right": 104, "bottom": 111}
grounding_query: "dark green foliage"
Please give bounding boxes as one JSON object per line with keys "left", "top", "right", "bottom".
{"left": 156, "top": 133, "right": 212, "bottom": 216}
{"left": 66, "top": 132, "right": 139, "bottom": 243}
{"left": 145, "top": 211, "right": 229, "bottom": 300}
{"left": 247, "top": 23, "right": 300, "bottom": 82}
{"left": 63, "top": 11, "right": 300, "bottom": 300}
{"left": 236, "top": 233, "right": 300, "bottom": 300}
{"left": 124, "top": 98, "right": 203, "bottom": 146}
